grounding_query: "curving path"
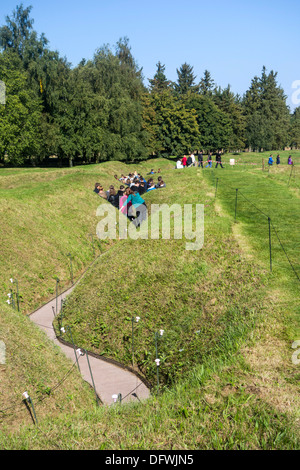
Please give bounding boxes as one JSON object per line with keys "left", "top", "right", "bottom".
{"left": 29, "top": 284, "right": 150, "bottom": 406}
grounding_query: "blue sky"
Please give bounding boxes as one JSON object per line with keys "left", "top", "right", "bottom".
{"left": 0, "top": 0, "right": 299, "bottom": 110}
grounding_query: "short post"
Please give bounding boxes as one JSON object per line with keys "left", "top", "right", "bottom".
{"left": 14, "top": 279, "right": 20, "bottom": 312}
{"left": 234, "top": 189, "right": 238, "bottom": 222}
{"left": 67, "top": 326, "right": 80, "bottom": 372}
{"left": 154, "top": 330, "right": 164, "bottom": 393}
{"left": 55, "top": 278, "right": 60, "bottom": 315}
{"left": 215, "top": 178, "right": 219, "bottom": 198}
{"left": 22, "top": 392, "right": 38, "bottom": 425}
{"left": 10, "top": 289, "right": 15, "bottom": 310}
{"left": 10, "top": 278, "right": 20, "bottom": 311}
{"left": 155, "top": 358, "right": 160, "bottom": 392}
{"left": 268, "top": 217, "right": 272, "bottom": 272}
{"left": 84, "top": 349, "right": 100, "bottom": 407}
{"left": 59, "top": 302, "right": 64, "bottom": 329}
{"left": 67, "top": 253, "right": 74, "bottom": 285}
{"left": 132, "top": 317, "right": 135, "bottom": 367}
{"left": 131, "top": 316, "right": 140, "bottom": 367}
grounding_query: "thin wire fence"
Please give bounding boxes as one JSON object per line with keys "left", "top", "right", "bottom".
{"left": 209, "top": 169, "right": 300, "bottom": 282}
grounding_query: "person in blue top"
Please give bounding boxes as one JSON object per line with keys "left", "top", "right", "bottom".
{"left": 120, "top": 188, "right": 147, "bottom": 227}
{"left": 268, "top": 155, "right": 273, "bottom": 166}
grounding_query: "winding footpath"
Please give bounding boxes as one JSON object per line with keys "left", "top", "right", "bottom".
{"left": 29, "top": 284, "right": 150, "bottom": 406}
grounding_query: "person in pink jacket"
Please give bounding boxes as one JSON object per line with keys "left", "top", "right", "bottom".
{"left": 119, "top": 187, "right": 134, "bottom": 220}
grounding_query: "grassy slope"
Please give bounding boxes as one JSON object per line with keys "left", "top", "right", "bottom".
{"left": 57, "top": 164, "right": 267, "bottom": 389}
{"left": 0, "top": 303, "right": 96, "bottom": 437}
{"left": 1, "top": 153, "right": 299, "bottom": 449}
{"left": 0, "top": 163, "right": 130, "bottom": 313}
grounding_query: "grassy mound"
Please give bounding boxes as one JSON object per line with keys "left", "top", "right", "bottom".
{"left": 57, "top": 168, "right": 267, "bottom": 388}
{"left": 1, "top": 154, "right": 299, "bottom": 449}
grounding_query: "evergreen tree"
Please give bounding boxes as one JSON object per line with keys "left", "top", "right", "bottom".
{"left": 185, "top": 93, "right": 232, "bottom": 151}
{"left": 290, "top": 107, "right": 300, "bottom": 148}
{"left": 142, "top": 89, "right": 200, "bottom": 156}
{"left": 199, "top": 70, "right": 215, "bottom": 96}
{"left": 148, "top": 62, "right": 171, "bottom": 93}
{"left": 213, "top": 85, "right": 246, "bottom": 150}
{"left": 243, "top": 67, "right": 290, "bottom": 150}
{"left": 173, "top": 63, "right": 199, "bottom": 96}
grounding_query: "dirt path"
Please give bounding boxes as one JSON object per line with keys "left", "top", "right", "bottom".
{"left": 29, "top": 285, "right": 150, "bottom": 406}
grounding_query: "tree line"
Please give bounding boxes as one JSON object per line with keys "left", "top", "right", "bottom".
{"left": 0, "top": 4, "right": 299, "bottom": 167}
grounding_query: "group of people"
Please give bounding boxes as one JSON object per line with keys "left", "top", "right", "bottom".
{"left": 93, "top": 170, "right": 166, "bottom": 227}
{"left": 268, "top": 154, "right": 293, "bottom": 166}
{"left": 269, "top": 154, "right": 294, "bottom": 166}
{"left": 176, "top": 151, "right": 224, "bottom": 169}
{"left": 176, "top": 151, "right": 295, "bottom": 169}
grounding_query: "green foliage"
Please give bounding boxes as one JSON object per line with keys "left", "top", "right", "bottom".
{"left": 243, "top": 67, "right": 290, "bottom": 150}
{"left": 290, "top": 107, "right": 300, "bottom": 148}
{"left": 173, "top": 63, "right": 200, "bottom": 96}
{"left": 148, "top": 61, "right": 171, "bottom": 93}
{"left": 142, "top": 89, "right": 200, "bottom": 156}
{"left": 184, "top": 93, "right": 232, "bottom": 151}
{"left": 199, "top": 70, "right": 215, "bottom": 96}
{"left": 0, "top": 51, "right": 43, "bottom": 165}
{"left": 0, "top": 5, "right": 298, "bottom": 168}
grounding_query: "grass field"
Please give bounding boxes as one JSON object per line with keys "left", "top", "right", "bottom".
{"left": 0, "top": 151, "right": 299, "bottom": 449}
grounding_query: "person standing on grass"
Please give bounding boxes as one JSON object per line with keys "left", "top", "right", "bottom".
{"left": 215, "top": 150, "right": 224, "bottom": 168}
{"left": 182, "top": 155, "right": 187, "bottom": 168}
{"left": 288, "top": 155, "right": 293, "bottom": 165}
{"left": 186, "top": 155, "right": 193, "bottom": 167}
{"left": 268, "top": 155, "right": 273, "bottom": 166}
{"left": 276, "top": 154, "right": 280, "bottom": 165}
{"left": 198, "top": 150, "right": 203, "bottom": 168}
{"left": 191, "top": 152, "right": 196, "bottom": 166}
{"left": 206, "top": 152, "right": 213, "bottom": 168}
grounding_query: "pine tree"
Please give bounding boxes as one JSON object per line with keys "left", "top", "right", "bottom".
{"left": 173, "top": 63, "right": 199, "bottom": 96}
{"left": 148, "top": 62, "right": 171, "bottom": 93}
{"left": 199, "top": 70, "right": 215, "bottom": 96}
{"left": 290, "top": 107, "right": 300, "bottom": 148}
{"left": 142, "top": 89, "right": 200, "bottom": 156}
{"left": 243, "top": 67, "right": 290, "bottom": 150}
{"left": 185, "top": 93, "right": 232, "bottom": 151}
{"left": 214, "top": 85, "right": 246, "bottom": 150}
